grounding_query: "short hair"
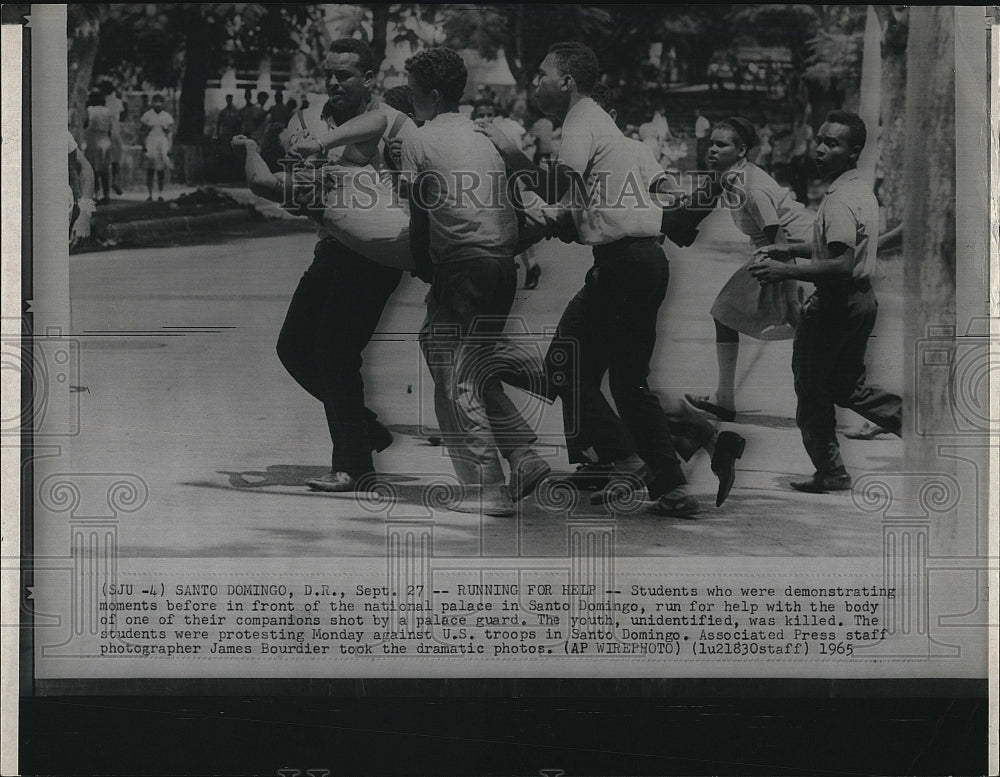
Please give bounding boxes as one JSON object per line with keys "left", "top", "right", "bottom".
{"left": 257, "top": 91, "right": 268, "bottom": 101}
{"left": 590, "top": 82, "right": 614, "bottom": 114}
{"left": 382, "top": 85, "right": 415, "bottom": 115}
{"left": 329, "top": 37, "right": 376, "bottom": 75}
{"left": 546, "top": 42, "right": 599, "bottom": 94}
{"left": 151, "top": 93, "right": 165, "bottom": 103}
{"left": 405, "top": 48, "right": 467, "bottom": 104}
{"left": 714, "top": 116, "right": 757, "bottom": 150}
{"left": 825, "top": 110, "right": 867, "bottom": 151}
{"left": 98, "top": 81, "right": 114, "bottom": 95}
{"left": 86, "top": 90, "right": 106, "bottom": 107}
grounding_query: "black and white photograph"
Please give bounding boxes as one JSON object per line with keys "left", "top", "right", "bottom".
{"left": 2, "top": 3, "right": 994, "bottom": 774}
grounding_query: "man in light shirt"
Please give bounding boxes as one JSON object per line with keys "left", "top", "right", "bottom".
{"left": 479, "top": 42, "right": 747, "bottom": 517}
{"left": 751, "top": 111, "right": 902, "bottom": 493}
{"left": 401, "top": 47, "right": 550, "bottom": 516}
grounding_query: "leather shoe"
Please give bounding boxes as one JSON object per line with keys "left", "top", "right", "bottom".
{"left": 646, "top": 489, "right": 701, "bottom": 518}
{"left": 450, "top": 485, "right": 515, "bottom": 517}
{"left": 508, "top": 452, "right": 551, "bottom": 501}
{"left": 590, "top": 465, "right": 649, "bottom": 506}
{"left": 305, "top": 471, "right": 375, "bottom": 493}
{"left": 790, "top": 473, "right": 852, "bottom": 493}
{"left": 368, "top": 422, "right": 393, "bottom": 453}
{"left": 711, "top": 431, "right": 746, "bottom": 507}
{"left": 546, "top": 463, "right": 615, "bottom": 491}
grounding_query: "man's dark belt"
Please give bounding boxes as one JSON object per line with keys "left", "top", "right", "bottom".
{"left": 592, "top": 235, "right": 660, "bottom": 261}
{"left": 814, "top": 278, "right": 872, "bottom": 296}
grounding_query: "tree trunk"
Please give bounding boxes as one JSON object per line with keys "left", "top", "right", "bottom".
{"left": 369, "top": 2, "right": 390, "bottom": 73}
{"left": 67, "top": 3, "right": 103, "bottom": 141}
{"left": 176, "top": 8, "right": 210, "bottom": 146}
{"left": 902, "top": 6, "right": 956, "bottom": 523}
{"left": 876, "top": 6, "right": 908, "bottom": 228}
{"left": 504, "top": 5, "right": 526, "bottom": 89}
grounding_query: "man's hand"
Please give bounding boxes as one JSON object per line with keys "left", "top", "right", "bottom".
{"left": 752, "top": 244, "right": 794, "bottom": 264}
{"left": 70, "top": 211, "right": 91, "bottom": 249}
{"left": 748, "top": 257, "right": 792, "bottom": 285}
{"left": 290, "top": 138, "right": 324, "bottom": 158}
{"left": 474, "top": 119, "right": 519, "bottom": 157}
{"left": 387, "top": 137, "right": 403, "bottom": 167}
{"left": 231, "top": 135, "right": 260, "bottom": 155}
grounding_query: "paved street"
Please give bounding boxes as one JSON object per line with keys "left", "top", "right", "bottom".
{"left": 62, "top": 208, "right": 904, "bottom": 557}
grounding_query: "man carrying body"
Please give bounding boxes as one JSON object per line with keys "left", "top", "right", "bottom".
{"left": 751, "top": 111, "right": 902, "bottom": 492}
{"left": 401, "top": 48, "right": 550, "bottom": 516}
{"left": 274, "top": 38, "right": 417, "bottom": 492}
{"left": 479, "top": 42, "right": 745, "bottom": 517}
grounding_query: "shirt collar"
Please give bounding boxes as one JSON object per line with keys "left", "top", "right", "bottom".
{"left": 427, "top": 111, "right": 469, "bottom": 126}
{"left": 826, "top": 167, "right": 862, "bottom": 194}
{"left": 564, "top": 96, "right": 597, "bottom": 123}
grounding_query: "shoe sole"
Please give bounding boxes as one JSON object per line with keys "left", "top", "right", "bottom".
{"left": 713, "top": 433, "right": 746, "bottom": 506}
{"left": 684, "top": 393, "right": 736, "bottom": 422}
{"left": 646, "top": 503, "right": 700, "bottom": 518}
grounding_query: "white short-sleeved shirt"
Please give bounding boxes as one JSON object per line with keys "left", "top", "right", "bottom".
{"left": 721, "top": 159, "right": 814, "bottom": 248}
{"left": 557, "top": 97, "right": 662, "bottom": 245}
{"left": 140, "top": 109, "right": 174, "bottom": 139}
{"left": 812, "top": 168, "right": 878, "bottom": 280}
{"left": 290, "top": 96, "right": 417, "bottom": 241}
{"left": 400, "top": 112, "right": 517, "bottom": 264}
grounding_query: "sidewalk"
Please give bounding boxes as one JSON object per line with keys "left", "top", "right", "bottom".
{"left": 58, "top": 211, "right": 905, "bottom": 560}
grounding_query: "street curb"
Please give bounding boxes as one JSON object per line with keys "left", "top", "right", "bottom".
{"left": 103, "top": 208, "right": 256, "bottom": 243}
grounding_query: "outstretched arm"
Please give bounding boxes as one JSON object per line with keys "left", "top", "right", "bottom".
{"left": 290, "top": 110, "right": 388, "bottom": 158}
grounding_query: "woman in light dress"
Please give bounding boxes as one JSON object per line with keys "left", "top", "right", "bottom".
{"left": 83, "top": 91, "right": 113, "bottom": 203}
{"left": 685, "top": 117, "right": 814, "bottom": 421}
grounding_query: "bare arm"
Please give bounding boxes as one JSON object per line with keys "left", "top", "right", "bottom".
{"left": 292, "top": 110, "right": 388, "bottom": 157}
{"left": 750, "top": 242, "right": 853, "bottom": 284}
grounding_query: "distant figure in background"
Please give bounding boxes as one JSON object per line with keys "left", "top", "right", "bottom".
{"left": 471, "top": 98, "right": 496, "bottom": 121}
{"left": 754, "top": 116, "right": 773, "bottom": 171}
{"left": 98, "top": 81, "right": 125, "bottom": 195}
{"left": 694, "top": 108, "right": 711, "bottom": 169}
{"left": 240, "top": 88, "right": 266, "bottom": 144}
{"left": 140, "top": 93, "right": 174, "bottom": 201}
{"left": 83, "top": 90, "right": 113, "bottom": 204}
{"left": 217, "top": 94, "right": 241, "bottom": 142}
{"left": 529, "top": 111, "right": 555, "bottom": 166}
{"left": 216, "top": 93, "right": 242, "bottom": 180}
{"left": 262, "top": 90, "right": 292, "bottom": 169}
{"left": 68, "top": 130, "right": 95, "bottom": 249}
{"left": 252, "top": 92, "right": 271, "bottom": 145}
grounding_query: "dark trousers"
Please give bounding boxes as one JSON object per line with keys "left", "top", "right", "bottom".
{"left": 792, "top": 285, "right": 902, "bottom": 476}
{"left": 546, "top": 237, "right": 687, "bottom": 496}
{"left": 420, "top": 256, "right": 538, "bottom": 486}
{"left": 277, "top": 239, "right": 402, "bottom": 476}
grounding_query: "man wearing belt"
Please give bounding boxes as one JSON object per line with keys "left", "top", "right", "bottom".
{"left": 751, "top": 111, "right": 902, "bottom": 493}
{"left": 480, "top": 42, "right": 747, "bottom": 517}
{"left": 277, "top": 38, "right": 416, "bottom": 493}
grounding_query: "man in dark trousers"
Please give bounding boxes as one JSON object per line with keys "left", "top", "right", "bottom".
{"left": 751, "top": 111, "right": 902, "bottom": 492}
{"left": 276, "top": 38, "right": 416, "bottom": 492}
{"left": 479, "top": 42, "right": 746, "bottom": 517}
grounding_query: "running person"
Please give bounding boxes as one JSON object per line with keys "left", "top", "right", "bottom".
{"left": 685, "top": 117, "right": 813, "bottom": 421}
{"left": 750, "top": 111, "right": 902, "bottom": 492}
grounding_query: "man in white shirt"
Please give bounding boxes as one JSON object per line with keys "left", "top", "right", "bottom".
{"left": 751, "top": 111, "right": 901, "bottom": 492}
{"left": 479, "top": 42, "right": 749, "bottom": 517}
{"left": 401, "top": 47, "right": 550, "bottom": 516}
